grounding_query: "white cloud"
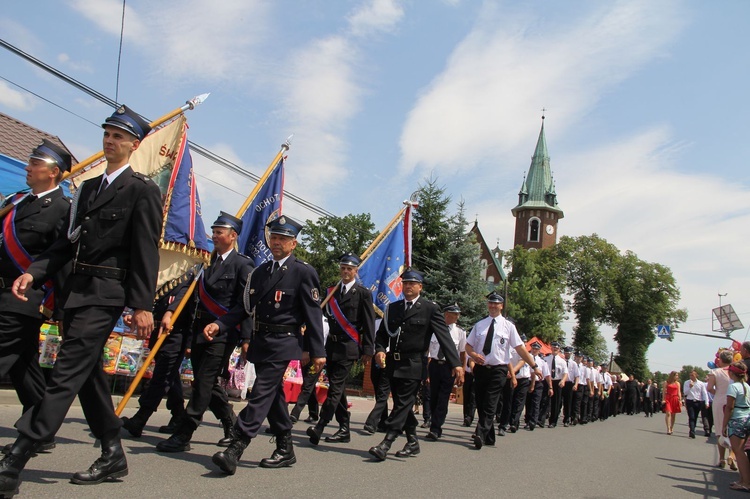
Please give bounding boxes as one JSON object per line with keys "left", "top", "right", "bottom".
{"left": 69, "top": 0, "right": 270, "bottom": 83}
{"left": 347, "top": 0, "right": 405, "bottom": 38}
{"left": 398, "top": 0, "right": 685, "bottom": 175}
{"left": 0, "top": 81, "right": 35, "bottom": 110}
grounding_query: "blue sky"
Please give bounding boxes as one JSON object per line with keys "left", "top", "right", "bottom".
{"left": 1, "top": 0, "right": 749, "bottom": 374}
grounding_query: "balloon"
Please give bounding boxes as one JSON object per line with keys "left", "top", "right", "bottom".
{"left": 735, "top": 352, "right": 743, "bottom": 362}
{"left": 708, "top": 361, "right": 716, "bottom": 369}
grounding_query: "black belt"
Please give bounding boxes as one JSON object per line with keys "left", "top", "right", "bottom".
{"left": 430, "top": 359, "right": 448, "bottom": 365}
{"left": 475, "top": 363, "right": 508, "bottom": 369}
{"left": 194, "top": 309, "right": 218, "bottom": 320}
{"left": 254, "top": 321, "right": 298, "bottom": 334}
{"left": 388, "top": 351, "right": 422, "bottom": 361}
{"left": 73, "top": 261, "right": 127, "bottom": 280}
{"left": 328, "top": 334, "right": 352, "bottom": 343}
{"left": 0, "top": 276, "right": 16, "bottom": 288}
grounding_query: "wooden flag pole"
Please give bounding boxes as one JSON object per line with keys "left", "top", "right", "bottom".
{"left": 0, "top": 94, "right": 210, "bottom": 220}
{"left": 234, "top": 136, "right": 292, "bottom": 217}
{"left": 319, "top": 204, "right": 408, "bottom": 309}
{"left": 115, "top": 266, "right": 204, "bottom": 416}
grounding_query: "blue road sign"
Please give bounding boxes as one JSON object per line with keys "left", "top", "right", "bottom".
{"left": 656, "top": 325, "right": 671, "bottom": 339}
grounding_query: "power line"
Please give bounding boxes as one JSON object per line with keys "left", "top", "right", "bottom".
{"left": 0, "top": 37, "right": 337, "bottom": 220}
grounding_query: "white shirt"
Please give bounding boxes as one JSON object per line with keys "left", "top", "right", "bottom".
{"left": 588, "top": 366, "right": 599, "bottom": 384}
{"left": 428, "top": 323, "right": 466, "bottom": 360}
{"left": 567, "top": 357, "right": 579, "bottom": 384}
{"left": 101, "top": 163, "right": 131, "bottom": 187}
{"left": 578, "top": 363, "right": 589, "bottom": 386}
{"left": 341, "top": 280, "right": 354, "bottom": 294}
{"left": 466, "top": 315, "right": 522, "bottom": 366}
{"left": 545, "top": 353, "right": 568, "bottom": 380}
{"left": 511, "top": 349, "right": 530, "bottom": 379}
{"left": 602, "top": 372, "right": 612, "bottom": 390}
{"left": 683, "top": 379, "right": 709, "bottom": 403}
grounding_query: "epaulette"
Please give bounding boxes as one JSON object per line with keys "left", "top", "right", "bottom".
{"left": 236, "top": 253, "right": 251, "bottom": 260}
{"left": 132, "top": 171, "right": 151, "bottom": 183}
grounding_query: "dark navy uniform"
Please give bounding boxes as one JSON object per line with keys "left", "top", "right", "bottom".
{"left": 156, "top": 211, "right": 254, "bottom": 452}
{"left": 305, "top": 252, "right": 375, "bottom": 444}
{"left": 209, "top": 215, "right": 325, "bottom": 473}
{"left": 371, "top": 274, "right": 460, "bottom": 459}
{"left": 0, "top": 140, "right": 72, "bottom": 414}
{"left": 1, "top": 105, "right": 162, "bottom": 492}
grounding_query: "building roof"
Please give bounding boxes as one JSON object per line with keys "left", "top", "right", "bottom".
{"left": 511, "top": 117, "right": 564, "bottom": 217}
{"left": 0, "top": 111, "right": 77, "bottom": 166}
{"left": 469, "top": 221, "right": 507, "bottom": 284}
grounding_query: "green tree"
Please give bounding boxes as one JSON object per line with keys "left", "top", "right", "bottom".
{"left": 298, "top": 213, "right": 377, "bottom": 286}
{"left": 427, "top": 200, "right": 489, "bottom": 327}
{"left": 504, "top": 245, "right": 566, "bottom": 343}
{"left": 604, "top": 251, "right": 687, "bottom": 381}
{"left": 411, "top": 175, "right": 451, "bottom": 274}
{"left": 555, "top": 234, "right": 619, "bottom": 359}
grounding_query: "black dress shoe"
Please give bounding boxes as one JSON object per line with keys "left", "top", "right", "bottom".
{"left": 472, "top": 434, "right": 483, "bottom": 450}
{"left": 2, "top": 438, "right": 55, "bottom": 456}
{"left": 462, "top": 418, "right": 472, "bottom": 427}
{"left": 420, "top": 421, "right": 431, "bottom": 429}
{"left": 368, "top": 432, "right": 398, "bottom": 461}
{"left": 71, "top": 435, "right": 128, "bottom": 485}
{"left": 497, "top": 427, "right": 506, "bottom": 436}
{"left": 363, "top": 424, "right": 376, "bottom": 435}
{"left": 155, "top": 433, "right": 192, "bottom": 453}
{"left": 290, "top": 415, "right": 298, "bottom": 424}
{"left": 304, "top": 416, "right": 318, "bottom": 424}
{"left": 509, "top": 425, "right": 517, "bottom": 433}
{"left": 306, "top": 425, "right": 324, "bottom": 446}
{"left": 425, "top": 432, "right": 439, "bottom": 441}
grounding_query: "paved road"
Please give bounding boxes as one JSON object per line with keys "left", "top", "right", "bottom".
{"left": 0, "top": 392, "right": 744, "bottom": 498}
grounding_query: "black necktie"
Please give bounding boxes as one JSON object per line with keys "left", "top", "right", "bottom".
{"left": 19, "top": 194, "right": 37, "bottom": 211}
{"left": 272, "top": 261, "right": 280, "bottom": 274}
{"left": 482, "top": 319, "right": 495, "bottom": 355}
{"left": 96, "top": 178, "right": 109, "bottom": 197}
{"left": 552, "top": 355, "right": 556, "bottom": 374}
{"left": 341, "top": 283, "right": 347, "bottom": 295}
{"left": 405, "top": 301, "right": 412, "bottom": 311}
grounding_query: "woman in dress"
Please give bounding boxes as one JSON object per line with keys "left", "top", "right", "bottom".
{"left": 708, "top": 349, "right": 736, "bottom": 469}
{"left": 723, "top": 361, "right": 750, "bottom": 492}
{"left": 664, "top": 371, "right": 682, "bottom": 435}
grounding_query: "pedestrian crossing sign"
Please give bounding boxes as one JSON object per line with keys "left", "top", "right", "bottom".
{"left": 656, "top": 325, "right": 671, "bottom": 338}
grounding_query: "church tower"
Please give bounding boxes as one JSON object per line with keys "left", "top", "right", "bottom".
{"left": 511, "top": 116, "right": 564, "bottom": 249}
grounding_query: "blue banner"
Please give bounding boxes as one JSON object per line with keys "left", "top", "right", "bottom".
{"left": 163, "top": 142, "right": 210, "bottom": 252}
{"left": 237, "top": 158, "right": 284, "bottom": 267}
{"left": 357, "top": 218, "right": 406, "bottom": 313}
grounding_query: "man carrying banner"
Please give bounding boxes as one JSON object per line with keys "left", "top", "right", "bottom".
{"left": 156, "top": 212, "right": 253, "bottom": 453}
{"left": 368, "top": 269, "right": 463, "bottom": 461}
{"left": 0, "top": 140, "right": 72, "bottom": 453}
{"left": 307, "top": 253, "right": 376, "bottom": 446}
{"left": 2, "top": 106, "right": 162, "bottom": 493}
{"left": 206, "top": 216, "right": 326, "bottom": 474}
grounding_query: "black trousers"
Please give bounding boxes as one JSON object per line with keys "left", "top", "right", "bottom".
{"left": 290, "top": 360, "right": 320, "bottom": 420}
{"left": 562, "top": 381, "right": 574, "bottom": 424}
{"left": 0, "top": 312, "right": 46, "bottom": 412}
{"left": 138, "top": 327, "right": 190, "bottom": 414}
{"left": 643, "top": 397, "right": 653, "bottom": 416}
{"left": 539, "top": 385, "right": 550, "bottom": 425}
{"left": 526, "top": 383, "right": 543, "bottom": 426}
{"left": 318, "top": 359, "right": 353, "bottom": 425}
{"left": 236, "top": 359, "right": 292, "bottom": 437}
{"left": 183, "top": 336, "right": 234, "bottom": 431}
{"left": 385, "top": 377, "right": 420, "bottom": 433}
{"left": 17, "top": 306, "right": 122, "bottom": 441}
{"left": 548, "top": 380, "right": 563, "bottom": 425}
{"left": 580, "top": 386, "right": 590, "bottom": 422}
{"left": 686, "top": 399, "right": 705, "bottom": 433}
{"left": 365, "top": 364, "right": 390, "bottom": 429}
{"left": 498, "top": 374, "right": 514, "bottom": 427}
{"left": 419, "top": 355, "right": 431, "bottom": 422}
{"left": 473, "top": 364, "right": 507, "bottom": 445}
{"left": 572, "top": 385, "right": 584, "bottom": 422}
{"left": 463, "top": 371, "right": 476, "bottom": 422}
{"left": 428, "top": 360, "right": 454, "bottom": 435}
{"left": 509, "top": 378, "right": 530, "bottom": 428}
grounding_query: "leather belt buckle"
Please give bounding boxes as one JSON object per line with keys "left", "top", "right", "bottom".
{"left": 392, "top": 352, "right": 401, "bottom": 361}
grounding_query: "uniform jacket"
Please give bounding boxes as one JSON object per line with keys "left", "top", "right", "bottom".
{"left": 172, "top": 250, "right": 254, "bottom": 346}
{"left": 0, "top": 188, "right": 71, "bottom": 318}
{"left": 218, "top": 254, "right": 325, "bottom": 363}
{"left": 27, "top": 167, "right": 162, "bottom": 311}
{"left": 323, "top": 282, "right": 376, "bottom": 361}
{"left": 375, "top": 296, "right": 460, "bottom": 379}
